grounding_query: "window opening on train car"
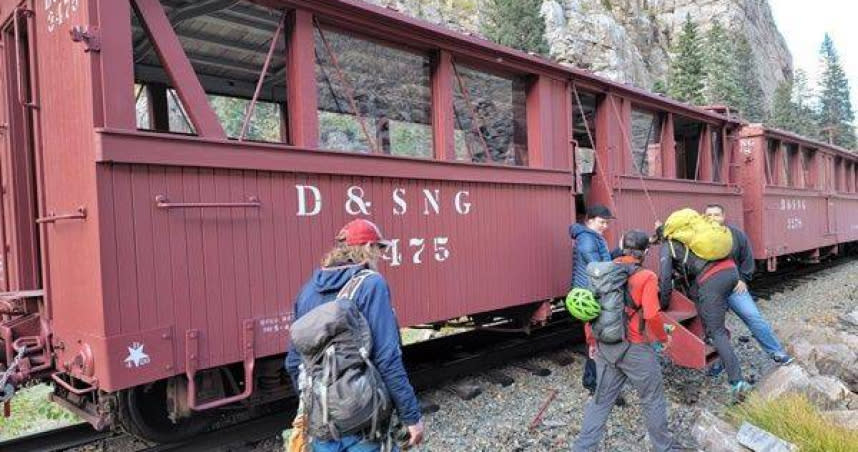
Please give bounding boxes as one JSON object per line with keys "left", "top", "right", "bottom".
{"left": 711, "top": 128, "right": 724, "bottom": 182}
{"left": 799, "top": 148, "right": 816, "bottom": 188}
{"left": 834, "top": 157, "right": 843, "bottom": 192}
{"left": 135, "top": 84, "right": 150, "bottom": 129}
{"left": 764, "top": 139, "right": 777, "bottom": 185}
{"left": 630, "top": 108, "right": 663, "bottom": 177}
{"left": 572, "top": 90, "right": 598, "bottom": 176}
{"left": 673, "top": 115, "right": 704, "bottom": 180}
{"left": 130, "top": 1, "right": 288, "bottom": 141}
{"left": 314, "top": 26, "right": 432, "bottom": 157}
{"left": 784, "top": 143, "right": 799, "bottom": 187}
{"left": 451, "top": 62, "right": 528, "bottom": 165}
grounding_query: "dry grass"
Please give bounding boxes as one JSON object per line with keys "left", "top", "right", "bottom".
{"left": 727, "top": 392, "right": 858, "bottom": 452}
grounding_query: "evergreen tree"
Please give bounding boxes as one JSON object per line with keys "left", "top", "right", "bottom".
{"left": 792, "top": 69, "right": 820, "bottom": 138}
{"left": 652, "top": 80, "right": 667, "bottom": 95}
{"left": 480, "top": 0, "right": 549, "bottom": 56}
{"left": 667, "top": 14, "right": 705, "bottom": 104}
{"left": 702, "top": 20, "right": 743, "bottom": 109}
{"left": 817, "top": 33, "right": 856, "bottom": 149}
{"left": 734, "top": 36, "right": 766, "bottom": 121}
{"left": 769, "top": 77, "right": 799, "bottom": 132}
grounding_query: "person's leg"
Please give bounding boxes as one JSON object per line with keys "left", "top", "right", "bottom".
{"left": 573, "top": 357, "right": 627, "bottom": 451}
{"left": 619, "top": 344, "right": 679, "bottom": 452}
{"left": 727, "top": 290, "right": 790, "bottom": 360}
{"left": 698, "top": 271, "right": 744, "bottom": 384}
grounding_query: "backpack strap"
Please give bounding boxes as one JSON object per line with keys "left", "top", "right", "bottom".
{"left": 337, "top": 269, "right": 376, "bottom": 301}
{"left": 621, "top": 265, "right": 646, "bottom": 337}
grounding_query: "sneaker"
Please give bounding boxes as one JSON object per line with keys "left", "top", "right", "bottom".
{"left": 773, "top": 354, "right": 795, "bottom": 366}
{"left": 730, "top": 380, "right": 753, "bottom": 401}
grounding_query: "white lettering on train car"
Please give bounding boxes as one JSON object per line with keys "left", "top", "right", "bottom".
{"left": 422, "top": 189, "right": 440, "bottom": 215}
{"left": 786, "top": 217, "right": 804, "bottom": 230}
{"left": 258, "top": 314, "right": 292, "bottom": 334}
{"left": 455, "top": 191, "right": 471, "bottom": 215}
{"left": 293, "top": 185, "right": 472, "bottom": 267}
{"left": 45, "top": 0, "right": 79, "bottom": 33}
{"left": 345, "top": 186, "right": 372, "bottom": 215}
{"left": 779, "top": 198, "right": 807, "bottom": 211}
{"left": 392, "top": 188, "right": 407, "bottom": 215}
{"left": 295, "top": 185, "right": 322, "bottom": 216}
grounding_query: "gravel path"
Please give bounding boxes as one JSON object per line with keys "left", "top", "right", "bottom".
{"left": 71, "top": 259, "right": 858, "bottom": 451}
{"left": 400, "top": 259, "right": 858, "bottom": 452}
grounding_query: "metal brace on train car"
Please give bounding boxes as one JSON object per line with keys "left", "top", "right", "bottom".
{"left": 0, "top": 345, "right": 26, "bottom": 403}
{"left": 69, "top": 25, "right": 101, "bottom": 53}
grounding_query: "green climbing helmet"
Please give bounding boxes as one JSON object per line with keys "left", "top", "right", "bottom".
{"left": 565, "top": 288, "right": 600, "bottom": 321}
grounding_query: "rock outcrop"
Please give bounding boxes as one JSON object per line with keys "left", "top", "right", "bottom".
{"left": 360, "top": 0, "right": 792, "bottom": 104}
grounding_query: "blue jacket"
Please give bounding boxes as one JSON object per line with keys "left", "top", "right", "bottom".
{"left": 284, "top": 264, "right": 421, "bottom": 426}
{"left": 570, "top": 223, "right": 611, "bottom": 290}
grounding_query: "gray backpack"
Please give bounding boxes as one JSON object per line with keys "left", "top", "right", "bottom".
{"left": 289, "top": 270, "right": 392, "bottom": 441}
{"left": 586, "top": 261, "right": 642, "bottom": 344}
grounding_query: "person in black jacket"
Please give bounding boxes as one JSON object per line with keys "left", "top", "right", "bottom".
{"left": 704, "top": 204, "right": 793, "bottom": 367}
{"left": 656, "top": 227, "right": 752, "bottom": 397}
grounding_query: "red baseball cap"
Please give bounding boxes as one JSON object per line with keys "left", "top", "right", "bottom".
{"left": 336, "top": 219, "right": 391, "bottom": 248}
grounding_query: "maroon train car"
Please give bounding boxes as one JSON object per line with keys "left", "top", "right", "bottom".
{"left": 737, "top": 124, "right": 858, "bottom": 271}
{"left": 0, "top": 0, "right": 581, "bottom": 440}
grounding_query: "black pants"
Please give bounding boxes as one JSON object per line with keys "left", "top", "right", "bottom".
{"left": 696, "top": 268, "right": 744, "bottom": 383}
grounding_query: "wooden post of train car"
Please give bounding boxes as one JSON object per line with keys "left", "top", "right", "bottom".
{"left": 526, "top": 76, "right": 569, "bottom": 169}
{"left": 286, "top": 9, "right": 319, "bottom": 148}
{"left": 432, "top": 50, "right": 455, "bottom": 161}
{"left": 697, "top": 124, "right": 713, "bottom": 181}
{"left": 661, "top": 113, "right": 676, "bottom": 178}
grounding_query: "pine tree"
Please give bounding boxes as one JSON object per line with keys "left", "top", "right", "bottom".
{"left": 818, "top": 33, "right": 856, "bottom": 149}
{"left": 702, "top": 20, "right": 743, "bottom": 109}
{"left": 792, "top": 69, "right": 820, "bottom": 138}
{"left": 769, "top": 77, "right": 798, "bottom": 132}
{"left": 480, "top": 0, "right": 549, "bottom": 56}
{"left": 667, "top": 14, "right": 705, "bottom": 104}
{"left": 734, "top": 36, "right": 766, "bottom": 122}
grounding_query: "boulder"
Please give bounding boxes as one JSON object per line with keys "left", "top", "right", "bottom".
{"left": 691, "top": 410, "right": 747, "bottom": 452}
{"left": 841, "top": 310, "right": 858, "bottom": 328}
{"left": 736, "top": 422, "right": 798, "bottom": 452}
{"left": 787, "top": 339, "right": 817, "bottom": 369}
{"left": 804, "top": 375, "right": 852, "bottom": 409}
{"left": 815, "top": 344, "right": 858, "bottom": 393}
{"left": 756, "top": 365, "right": 811, "bottom": 401}
{"left": 824, "top": 410, "right": 858, "bottom": 430}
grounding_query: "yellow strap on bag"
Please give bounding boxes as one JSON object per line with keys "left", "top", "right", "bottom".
{"left": 663, "top": 208, "right": 733, "bottom": 260}
{"left": 285, "top": 413, "right": 309, "bottom": 452}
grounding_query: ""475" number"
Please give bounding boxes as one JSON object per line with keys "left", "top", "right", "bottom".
{"left": 383, "top": 237, "right": 450, "bottom": 267}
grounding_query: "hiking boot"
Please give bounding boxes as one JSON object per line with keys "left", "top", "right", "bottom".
{"left": 730, "top": 380, "right": 752, "bottom": 401}
{"left": 772, "top": 354, "right": 794, "bottom": 366}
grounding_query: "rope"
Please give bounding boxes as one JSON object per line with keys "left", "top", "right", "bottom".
{"left": 607, "top": 96, "right": 660, "bottom": 223}
{"left": 451, "top": 58, "right": 492, "bottom": 162}
{"left": 314, "top": 19, "right": 380, "bottom": 153}
{"left": 240, "top": 11, "right": 285, "bottom": 141}
{"left": 571, "top": 83, "right": 616, "bottom": 211}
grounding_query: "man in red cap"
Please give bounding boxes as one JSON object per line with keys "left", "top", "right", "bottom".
{"left": 285, "top": 219, "right": 424, "bottom": 451}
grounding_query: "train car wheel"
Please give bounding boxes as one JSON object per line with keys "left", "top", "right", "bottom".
{"left": 117, "top": 378, "right": 212, "bottom": 443}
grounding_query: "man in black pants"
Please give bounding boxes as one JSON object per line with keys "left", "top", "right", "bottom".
{"left": 657, "top": 233, "right": 752, "bottom": 397}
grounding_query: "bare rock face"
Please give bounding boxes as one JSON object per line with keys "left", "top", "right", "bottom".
{"left": 736, "top": 422, "right": 798, "bottom": 452}
{"left": 358, "top": 0, "right": 792, "bottom": 104}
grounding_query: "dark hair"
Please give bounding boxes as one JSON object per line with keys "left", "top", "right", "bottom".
{"left": 705, "top": 204, "right": 725, "bottom": 214}
{"left": 621, "top": 230, "right": 650, "bottom": 259}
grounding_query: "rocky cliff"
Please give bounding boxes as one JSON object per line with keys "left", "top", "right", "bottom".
{"left": 361, "top": 0, "right": 792, "bottom": 105}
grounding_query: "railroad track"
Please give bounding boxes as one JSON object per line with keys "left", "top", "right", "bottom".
{"left": 0, "top": 318, "right": 582, "bottom": 451}
{"left": 0, "top": 423, "right": 114, "bottom": 452}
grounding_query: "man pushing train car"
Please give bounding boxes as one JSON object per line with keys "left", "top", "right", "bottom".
{"left": 703, "top": 204, "right": 793, "bottom": 371}
{"left": 285, "top": 219, "right": 425, "bottom": 451}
